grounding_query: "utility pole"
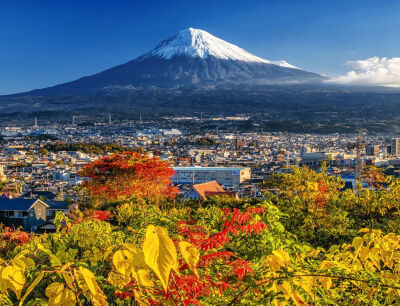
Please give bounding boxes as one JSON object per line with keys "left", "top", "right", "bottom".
{"left": 34, "top": 117, "right": 38, "bottom": 128}
{"left": 355, "top": 135, "right": 362, "bottom": 195}
{"left": 286, "top": 151, "right": 290, "bottom": 168}
{"left": 108, "top": 114, "right": 112, "bottom": 125}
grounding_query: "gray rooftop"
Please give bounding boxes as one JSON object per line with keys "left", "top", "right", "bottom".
{"left": 173, "top": 167, "right": 248, "bottom": 171}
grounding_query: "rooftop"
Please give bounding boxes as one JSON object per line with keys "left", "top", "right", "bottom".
{"left": 173, "top": 166, "right": 247, "bottom": 171}
{"left": 0, "top": 198, "right": 46, "bottom": 211}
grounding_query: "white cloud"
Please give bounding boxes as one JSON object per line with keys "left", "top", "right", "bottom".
{"left": 327, "top": 57, "right": 400, "bottom": 87}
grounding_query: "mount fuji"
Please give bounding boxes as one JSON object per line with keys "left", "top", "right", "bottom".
{"left": 14, "top": 28, "right": 325, "bottom": 96}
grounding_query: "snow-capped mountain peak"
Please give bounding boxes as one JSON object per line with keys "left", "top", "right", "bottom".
{"left": 141, "top": 28, "right": 299, "bottom": 69}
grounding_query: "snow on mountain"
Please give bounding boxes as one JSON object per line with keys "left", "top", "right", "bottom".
{"left": 270, "top": 60, "right": 299, "bottom": 69}
{"left": 141, "top": 28, "right": 300, "bottom": 69}
{"left": 10, "top": 27, "right": 324, "bottom": 97}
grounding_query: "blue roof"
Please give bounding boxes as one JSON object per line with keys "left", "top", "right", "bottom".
{"left": 0, "top": 198, "right": 45, "bottom": 211}
{"left": 47, "top": 201, "right": 69, "bottom": 209}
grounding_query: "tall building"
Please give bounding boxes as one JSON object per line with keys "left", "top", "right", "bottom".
{"left": 366, "top": 144, "right": 379, "bottom": 156}
{"left": 392, "top": 138, "right": 400, "bottom": 156}
{"left": 0, "top": 165, "right": 5, "bottom": 181}
{"left": 235, "top": 138, "right": 246, "bottom": 149}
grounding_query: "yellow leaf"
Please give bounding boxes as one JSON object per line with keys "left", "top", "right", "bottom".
{"left": 62, "top": 272, "right": 75, "bottom": 290}
{"left": 265, "top": 254, "right": 283, "bottom": 272}
{"left": 123, "top": 245, "right": 148, "bottom": 270}
{"left": 45, "top": 282, "right": 64, "bottom": 299}
{"left": 179, "top": 241, "right": 199, "bottom": 276}
{"left": 45, "top": 283, "right": 76, "bottom": 306}
{"left": 107, "top": 271, "right": 131, "bottom": 287}
{"left": 352, "top": 237, "right": 363, "bottom": 251}
{"left": 74, "top": 267, "right": 108, "bottom": 306}
{"left": 78, "top": 267, "right": 98, "bottom": 296}
{"left": 273, "top": 250, "right": 291, "bottom": 266}
{"left": 293, "top": 278, "right": 313, "bottom": 297}
{"left": 320, "top": 276, "right": 332, "bottom": 290}
{"left": 265, "top": 250, "right": 291, "bottom": 273}
{"left": 143, "top": 225, "right": 177, "bottom": 291}
{"left": 135, "top": 269, "right": 154, "bottom": 287}
{"left": 281, "top": 281, "right": 292, "bottom": 294}
{"left": 359, "top": 246, "right": 369, "bottom": 262}
{"left": 11, "top": 258, "right": 26, "bottom": 270}
{"left": 91, "top": 290, "right": 108, "bottom": 306}
{"left": 57, "top": 288, "right": 76, "bottom": 306}
{"left": 291, "top": 290, "right": 306, "bottom": 306}
{"left": 19, "top": 272, "right": 44, "bottom": 306}
{"left": 103, "top": 246, "right": 115, "bottom": 260}
{"left": 113, "top": 249, "right": 133, "bottom": 276}
{"left": 2, "top": 265, "right": 25, "bottom": 299}
{"left": 36, "top": 244, "right": 62, "bottom": 268}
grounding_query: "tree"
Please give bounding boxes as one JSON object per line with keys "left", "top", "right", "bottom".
{"left": 39, "top": 148, "right": 49, "bottom": 156}
{"left": 79, "top": 151, "right": 178, "bottom": 204}
{"left": 263, "top": 166, "right": 349, "bottom": 247}
{"left": 361, "top": 165, "right": 385, "bottom": 189}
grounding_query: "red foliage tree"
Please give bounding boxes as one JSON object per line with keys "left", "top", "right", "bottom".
{"left": 79, "top": 151, "right": 178, "bottom": 203}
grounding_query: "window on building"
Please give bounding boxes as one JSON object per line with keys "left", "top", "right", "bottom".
{"left": 47, "top": 210, "right": 56, "bottom": 218}
{"left": 8, "top": 211, "right": 14, "bottom": 217}
{"left": 22, "top": 212, "right": 28, "bottom": 217}
{"left": 38, "top": 208, "right": 41, "bottom": 215}
{"left": 30, "top": 210, "right": 34, "bottom": 217}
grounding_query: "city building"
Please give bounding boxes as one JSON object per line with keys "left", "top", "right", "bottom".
{"left": 172, "top": 166, "right": 251, "bottom": 186}
{"left": 366, "top": 144, "right": 379, "bottom": 156}
{"left": 235, "top": 138, "right": 246, "bottom": 149}
{"left": 392, "top": 138, "right": 400, "bottom": 156}
{"left": 300, "top": 152, "right": 327, "bottom": 167}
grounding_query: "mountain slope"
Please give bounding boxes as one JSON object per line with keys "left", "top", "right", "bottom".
{"left": 14, "top": 28, "right": 325, "bottom": 96}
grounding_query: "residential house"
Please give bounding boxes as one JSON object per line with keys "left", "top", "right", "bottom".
{"left": 0, "top": 198, "right": 69, "bottom": 231}
{"left": 184, "top": 181, "right": 238, "bottom": 200}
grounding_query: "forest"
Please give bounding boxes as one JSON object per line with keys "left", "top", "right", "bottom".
{"left": 1, "top": 152, "right": 400, "bottom": 305}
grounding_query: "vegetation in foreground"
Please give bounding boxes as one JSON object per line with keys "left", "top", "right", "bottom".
{"left": 1, "top": 153, "right": 400, "bottom": 305}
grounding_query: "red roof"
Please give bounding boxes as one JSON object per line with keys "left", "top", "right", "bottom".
{"left": 192, "top": 181, "right": 225, "bottom": 200}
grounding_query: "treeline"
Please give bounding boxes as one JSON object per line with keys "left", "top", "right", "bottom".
{"left": 44, "top": 142, "right": 134, "bottom": 154}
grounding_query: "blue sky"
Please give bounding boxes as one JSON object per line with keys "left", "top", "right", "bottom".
{"left": 1, "top": 0, "right": 400, "bottom": 94}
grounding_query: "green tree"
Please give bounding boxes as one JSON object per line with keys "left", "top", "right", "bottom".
{"left": 39, "top": 148, "right": 49, "bottom": 156}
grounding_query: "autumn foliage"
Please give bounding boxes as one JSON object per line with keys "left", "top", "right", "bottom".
{"left": 112, "top": 206, "right": 266, "bottom": 305}
{"left": 79, "top": 151, "right": 178, "bottom": 203}
{"left": 5, "top": 164, "right": 400, "bottom": 304}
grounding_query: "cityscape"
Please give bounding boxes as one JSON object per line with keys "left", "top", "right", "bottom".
{"left": 1, "top": 116, "right": 399, "bottom": 222}
{"left": 2, "top": 1, "right": 400, "bottom": 305}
